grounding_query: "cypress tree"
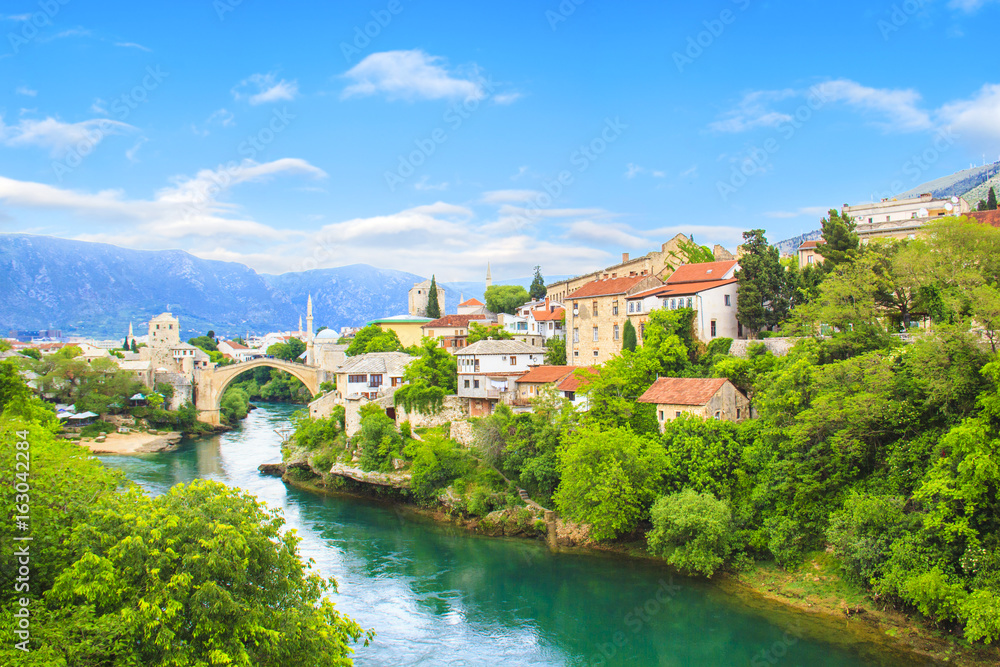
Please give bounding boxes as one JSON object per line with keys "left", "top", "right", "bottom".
{"left": 622, "top": 319, "right": 637, "bottom": 352}
{"left": 529, "top": 266, "right": 547, "bottom": 300}
{"left": 817, "top": 209, "right": 859, "bottom": 267}
{"left": 426, "top": 275, "right": 441, "bottom": 319}
{"left": 988, "top": 186, "right": 997, "bottom": 211}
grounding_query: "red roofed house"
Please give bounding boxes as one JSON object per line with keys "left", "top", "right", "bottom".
{"left": 502, "top": 297, "right": 566, "bottom": 346}
{"left": 638, "top": 377, "right": 750, "bottom": 431}
{"left": 514, "top": 365, "right": 575, "bottom": 403}
{"left": 422, "top": 313, "right": 497, "bottom": 353}
{"left": 566, "top": 272, "right": 663, "bottom": 366}
{"left": 218, "top": 339, "right": 259, "bottom": 363}
{"left": 555, "top": 367, "right": 594, "bottom": 410}
{"left": 797, "top": 239, "right": 825, "bottom": 269}
{"left": 625, "top": 260, "right": 743, "bottom": 343}
{"left": 457, "top": 297, "right": 488, "bottom": 315}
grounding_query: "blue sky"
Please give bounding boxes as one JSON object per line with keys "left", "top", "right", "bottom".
{"left": 2, "top": 0, "right": 999, "bottom": 281}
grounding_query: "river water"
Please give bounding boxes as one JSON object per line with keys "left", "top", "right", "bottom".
{"left": 98, "top": 403, "right": 935, "bottom": 667}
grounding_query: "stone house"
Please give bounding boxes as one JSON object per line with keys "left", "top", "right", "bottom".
{"left": 566, "top": 273, "right": 663, "bottom": 366}
{"left": 456, "top": 339, "right": 545, "bottom": 416}
{"left": 422, "top": 313, "right": 496, "bottom": 353}
{"left": 625, "top": 260, "right": 743, "bottom": 343}
{"left": 638, "top": 377, "right": 750, "bottom": 431}
{"left": 513, "top": 365, "right": 576, "bottom": 404}
{"left": 333, "top": 352, "right": 414, "bottom": 401}
{"left": 797, "top": 240, "right": 825, "bottom": 269}
{"left": 408, "top": 279, "right": 446, "bottom": 318}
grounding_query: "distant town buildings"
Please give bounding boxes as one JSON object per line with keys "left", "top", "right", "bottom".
{"left": 845, "top": 193, "right": 972, "bottom": 243}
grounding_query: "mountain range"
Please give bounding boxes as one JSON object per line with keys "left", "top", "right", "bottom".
{"left": 0, "top": 234, "right": 550, "bottom": 339}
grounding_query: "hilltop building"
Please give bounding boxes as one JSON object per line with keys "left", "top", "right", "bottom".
{"left": 845, "top": 193, "right": 972, "bottom": 243}
{"left": 408, "top": 279, "right": 446, "bottom": 318}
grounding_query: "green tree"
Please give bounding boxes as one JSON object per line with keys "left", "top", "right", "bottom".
{"left": 267, "top": 337, "right": 307, "bottom": 362}
{"left": 544, "top": 338, "right": 566, "bottom": 365}
{"left": 426, "top": 275, "right": 441, "bottom": 319}
{"left": 345, "top": 324, "right": 403, "bottom": 356}
{"left": 663, "top": 237, "right": 716, "bottom": 273}
{"left": 529, "top": 266, "right": 547, "bottom": 300}
{"left": 189, "top": 335, "right": 218, "bottom": 353}
{"left": 130, "top": 339, "right": 139, "bottom": 353}
{"left": 554, "top": 425, "right": 664, "bottom": 540}
{"left": 207, "top": 329, "right": 216, "bottom": 339}
{"left": 19, "top": 348, "right": 41, "bottom": 361}
{"left": 484, "top": 284, "right": 531, "bottom": 315}
{"left": 357, "top": 403, "right": 402, "bottom": 472}
{"left": 647, "top": 490, "right": 734, "bottom": 577}
{"left": 466, "top": 321, "right": 514, "bottom": 344}
{"left": 988, "top": 186, "right": 997, "bottom": 211}
{"left": 622, "top": 319, "right": 637, "bottom": 352}
{"left": 395, "top": 337, "right": 456, "bottom": 414}
{"left": 735, "top": 229, "right": 788, "bottom": 338}
{"left": 816, "top": 209, "right": 859, "bottom": 267}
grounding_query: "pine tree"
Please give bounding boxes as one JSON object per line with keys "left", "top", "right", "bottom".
{"left": 131, "top": 340, "right": 139, "bottom": 353}
{"left": 529, "top": 266, "right": 547, "bottom": 300}
{"left": 817, "top": 209, "right": 859, "bottom": 267}
{"left": 122, "top": 337, "right": 129, "bottom": 351}
{"left": 979, "top": 199, "right": 989, "bottom": 212}
{"left": 735, "top": 230, "right": 788, "bottom": 338}
{"left": 988, "top": 186, "right": 997, "bottom": 211}
{"left": 622, "top": 319, "right": 637, "bottom": 352}
{"left": 426, "top": 276, "right": 441, "bottom": 319}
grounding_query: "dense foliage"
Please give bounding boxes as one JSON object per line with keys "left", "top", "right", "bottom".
{"left": 345, "top": 324, "right": 403, "bottom": 356}
{"left": 484, "top": 284, "right": 531, "bottom": 315}
{"left": 394, "top": 337, "right": 457, "bottom": 415}
{"left": 466, "top": 321, "right": 514, "bottom": 343}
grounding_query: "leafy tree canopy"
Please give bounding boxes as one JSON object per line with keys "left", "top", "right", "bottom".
{"left": 485, "top": 284, "right": 530, "bottom": 315}
{"left": 345, "top": 324, "right": 403, "bottom": 357}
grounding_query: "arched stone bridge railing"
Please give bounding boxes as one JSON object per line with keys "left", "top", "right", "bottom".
{"left": 194, "top": 358, "right": 328, "bottom": 425}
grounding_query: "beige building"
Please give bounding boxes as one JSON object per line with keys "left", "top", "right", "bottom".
{"left": 369, "top": 315, "right": 434, "bottom": 348}
{"left": 513, "top": 365, "right": 576, "bottom": 404}
{"left": 845, "top": 194, "right": 972, "bottom": 243}
{"left": 797, "top": 240, "right": 825, "bottom": 269}
{"left": 310, "top": 329, "right": 349, "bottom": 372}
{"left": 148, "top": 312, "right": 181, "bottom": 347}
{"left": 408, "top": 279, "right": 446, "bottom": 318}
{"left": 566, "top": 273, "right": 662, "bottom": 366}
{"left": 638, "top": 377, "right": 750, "bottom": 431}
{"left": 422, "top": 313, "right": 495, "bottom": 352}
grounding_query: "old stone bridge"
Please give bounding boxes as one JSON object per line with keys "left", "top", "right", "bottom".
{"left": 194, "top": 358, "right": 329, "bottom": 426}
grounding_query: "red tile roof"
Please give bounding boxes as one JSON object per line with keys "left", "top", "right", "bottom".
{"left": 638, "top": 377, "right": 733, "bottom": 406}
{"left": 459, "top": 298, "right": 484, "bottom": 306}
{"left": 224, "top": 340, "right": 249, "bottom": 350}
{"left": 516, "top": 365, "right": 576, "bottom": 385}
{"left": 665, "top": 261, "right": 738, "bottom": 285}
{"left": 531, "top": 306, "right": 565, "bottom": 322}
{"left": 556, "top": 367, "right": 598, "bottom": 392}
{"left": 970, "top": 210, "right": 1000, "bottom": 228}
{"left": 627, "top": 279, "right": 737, "bottom": 301}
{"left": 423, "top": 314, "right": 493, "bottom": 328}
{"left": 566, "top": 275, "right": 659, "bottom": 299}
{"left": 798, "top": 240, "right": 825, "bottom": 250}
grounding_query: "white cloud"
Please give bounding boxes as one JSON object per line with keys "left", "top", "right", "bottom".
{"left": 125, "top": 137, "right": 148, "bottom": 163}
{"left": 938, "top": 83, "right": 1000, "bottom": 144}
{"left": 90, "top": 99, "right": 108, "bottom": 115}
{"left": 764, "top": 206, "right": 829, "bottom": 219}
{"left": 0, "top": 116, "right": 135, "bottom": 157}
{"left": 480, "top": 189, "right": 543, "bottom": 204}
{"left": 625, "top": 163, "right": 667, "bottom": 179}
{"left": 709, "top": 89, "right": 796, "bottom": 133}
{"left": 949, "top": 0, "right": 1000, "bottom": 11}
{"left": 4, "top": 14, "right": 31, "bottom": 21}
{"left": 232, "top": 73, "right": 299, "bottom": 105}
{"left": 679, "top": 165, "right": 698, "bottom": 179}
{"left": 510, "top": 166, "right": 529, "bottom": 180}
{"left": 341, "top": 50, "right": 484, "bottom": 101}
{"left": 192, "top": 108, "right": 235, "bottom": 136}
{"left": 814, "top": 79, "right": 932, "bottom": 131}
{"left": 565, "top": 220, "right": 648, "bottom": 248}
{"left": 15, "top": 86, "right": 36, "bottom": 97}
{"left": 115, "top": 42, "right": 151, "bottom": 52}
{"left": 493, "top": 92, "right": 523, "bottom": 105}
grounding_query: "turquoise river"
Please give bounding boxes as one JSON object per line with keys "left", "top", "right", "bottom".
{"left": 98, "top": 403, "right": 939, "bottom": 667}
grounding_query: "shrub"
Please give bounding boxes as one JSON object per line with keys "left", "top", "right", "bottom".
{"left": 765, "top": 515, "right": 806, "bottom": 569}
{"left": 827, "top": 492, "right": 908, "bottom": 586}
{"left": 400, "top": 420, "right": 412, "bottom": 439}
{"left": 356, "top": 404, "right": 401, "bottom": 472}
{"left": 405, "top": 435, "right": 469, "bottom": 499}
{"left": 647, "top": 490, "right": 733, "bottom": 577}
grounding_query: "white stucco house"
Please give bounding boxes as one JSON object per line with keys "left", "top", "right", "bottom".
{"left": 456, "top": 339, "right": 545, "bottom": 416}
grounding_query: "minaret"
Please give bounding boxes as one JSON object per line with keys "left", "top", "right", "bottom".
{"left": 127, "top": 322, "right": 134, "bottom": 347}
{"left": 306, "top": 294, "right": 315, "bottom": 366}
{"left": 298, "top": 316, "right": 303, "bottom": 334}
{"left": 486, "top": 262, "right": 493, "bottom": 289}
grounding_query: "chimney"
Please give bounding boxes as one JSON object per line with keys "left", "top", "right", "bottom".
{"left": 622, "top": 252, "right": 629, "bottom": 263}
{"left": 544, "top": 297, "right": 550, "bottom": 311}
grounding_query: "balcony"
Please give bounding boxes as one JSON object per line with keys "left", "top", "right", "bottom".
{"left": 486, "top": 389, "right": 501, "bottom": 399}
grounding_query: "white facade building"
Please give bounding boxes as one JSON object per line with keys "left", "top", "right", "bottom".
{"left": 456, "top": 339, "right": 544, "bottom": 416}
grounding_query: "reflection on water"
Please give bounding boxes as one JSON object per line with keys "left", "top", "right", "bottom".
{"left": 98, "top": 404, "right": 934, "bottom": 667}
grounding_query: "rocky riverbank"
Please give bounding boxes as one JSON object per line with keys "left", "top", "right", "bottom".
{"left": 80, "top": 430, "right": 183, "bottom": 454}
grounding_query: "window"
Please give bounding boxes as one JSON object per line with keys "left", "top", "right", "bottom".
{"left": 629, "top": 302, "right": 635, "bottom": 313}
{"left": 464, "top": 380, "right": 470, "bottom": 388}
{"left": 593, "top": 350, "right": 599, "bottom": 357}
{"left": 573, "top": 328, "right": 579, "bottom": 343}
{"left": 710, "top": 320, "right": 717, "bottom": 337}
{"left": 670, "top": 298, "right": 676, "bottom": 309}
{"left": 565, "top": 391, "right": 576, "bottom": 401}
{"left": 612, "top": 301, "right": 619, "bottom": 316}
{"left": 348, "top": 374, "right": 366, "bottom": 383}
{"left": 724, "top": 294, "right": 731, "bottom": 306}
{"left": 613, "top": 324, "right": 620, "bottom": 340}
{"left": 510, "top": 356, "right": 517, "bottom": 365}
{"left": 592, "top": 300, "right": 598, "bottom": 315}
{"left": 736, "top": 408, "right": 741, "bottom": 420}
{"left": 573, "top": 302, "right": 579, "bottom": 316}
{"left": 639, "top": 323, "right": 645, "bottom": 339}
{"left": 574, "top": 350, "right": 580, "bottom": 356}
{"left": 659, "top": 410, "right": 664, "bottom": 420}
{"left": 369, "top": 375, "right": 383, "bottom": 387}
{"left": 687, "top": 297, "right": 693, "bottom": 308}
{"left": 592, "top": 327, "right": 599, "bottom": 342}
{"left": 473, "top": 379, "right": 480, "bottom": 389}
{"left": 714, "top": 411, "right": 722, "bottom": 420}
{"left": 807, "top": 255, "right": 814, "bottom": 264}
{"left": 675, "top": 411, "right": 682, "bottom": 418}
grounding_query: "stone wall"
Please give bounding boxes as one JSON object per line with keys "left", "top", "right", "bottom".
{"left": 728, "top": 337, "right": 795, "bottom": 358}
{"left": 308, "top": 391, "right": 340, "bottom": 420}
{"left": 449, "top": 420, "right": 475, "bottom": 446}
{"left": 395, "top": 395, "right": 468, "bottom": 429}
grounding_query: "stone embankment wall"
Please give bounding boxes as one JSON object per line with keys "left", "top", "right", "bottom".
{"left": 729, "top": 337, "right": 795, "bottom": 358}
{"left": 395, "top": 395, "right": 468, "bottom": 428}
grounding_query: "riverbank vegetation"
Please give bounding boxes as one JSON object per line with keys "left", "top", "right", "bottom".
{"left": 0, "top": 360, "right": 369, "bottom": 665}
